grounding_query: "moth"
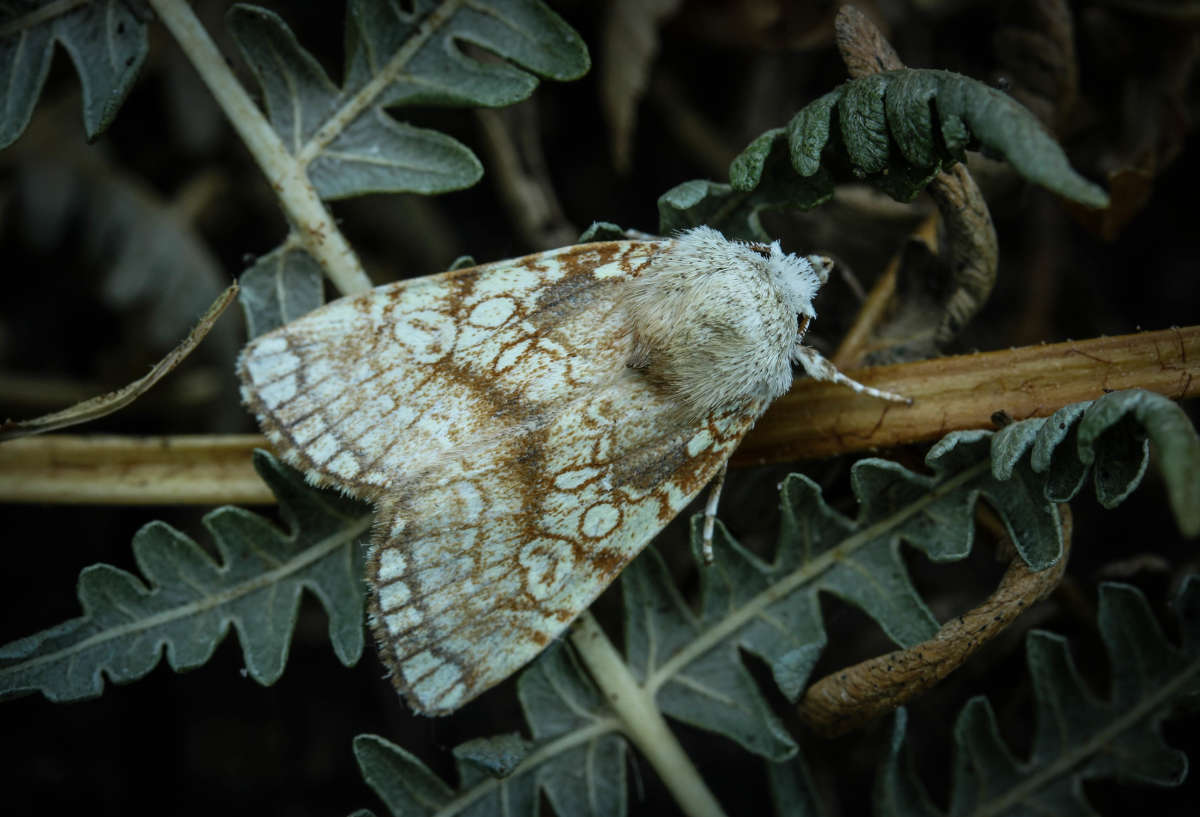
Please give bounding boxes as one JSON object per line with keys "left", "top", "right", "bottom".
{"left": 238, "top": 226, "right": 907, "bottom": 715}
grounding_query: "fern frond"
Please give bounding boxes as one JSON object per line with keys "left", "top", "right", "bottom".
{"left": 231, "top": 0, "right": 590, "bottom": 333}
{"left": 874, "top": 578, "right": 1199, "bottom": 816}
{"left": 0, "top": 451, "right": 371, "bottom": 701}
{"left": 0, "top": 0, "right": 149, "bottom": 148}
{"left": 659, "top": 68, "right": 1108, "bottom": 241}
{"left": 355, "top": 645, "right": 627, "bottom": 817}
{"left": 348, "top": 389, "right": 1198, "bottom": 815}
{"left": 228, "top": 0, "right": 589, "bottom": 200}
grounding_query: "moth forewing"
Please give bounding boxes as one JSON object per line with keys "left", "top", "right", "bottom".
{"left": 240, "top": 241, "right": 652, "bottom": 494}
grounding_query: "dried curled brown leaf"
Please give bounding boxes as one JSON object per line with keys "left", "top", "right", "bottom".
{"left": 796, "top": 507, "right": 1073, "bottom": 737}
{"left": 831, "top": 5, "right": 998, "bottom": 366}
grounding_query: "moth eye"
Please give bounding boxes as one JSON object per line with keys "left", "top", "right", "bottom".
{"left": 748, "top": 244, "right": 773, "bottom": 260}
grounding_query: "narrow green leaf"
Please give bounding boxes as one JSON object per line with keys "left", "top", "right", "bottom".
{"left": 929, "top": 431, "right": 1063, "bottom": 571}
{"left": 618, "top": 454, "right": 960, "bottom": 757}
{"left": 730, "top": 126, "right": 786, "bottom": 184}
{"left": 452, "top": 734, "right": 531, "bottom": 784}
{"left": 786, "top": 92, "right": 839, "bottom": 177}
{"left": 839, "top": 73, "right": 891, "bottom": 174}
{"left": 1093, "top": 582, "right": 1192, "bottom": 785}
{"left": 0, "top": 0, "right": 149, "bottom": 148}
{"left": 661, "top": 139, "right": 833, "bottom": 241}
{"left": 310, "top": 100, "right": 483, "bottom": 198}
{"left": 624, "top": 540, "right": 799, "bottom": 761}
{"left": 883, "top": 70, "right": 938, "bottom": 168}
{"left": 229, "top": 5, "right": 341, "bottom": 149}
{"left": 948, "top": 697, "right": 1032, "bottom": 814}
{"left": 658, "top": 179, "right": 743, "bottom": 236}
{"left": 577, "top": 221, "right": 628, "bottom": 242}
{"left": 1030, "top": 402, "right": 1090, "bottom": 501}
{"left": 519, "top": 646, "right": 628, "bottom": 817}
{"left": 972, "top": 389, "right": 1199, "bottom": 559}
{"left": 0, "top": 451, "right": 371, "bottom": 701}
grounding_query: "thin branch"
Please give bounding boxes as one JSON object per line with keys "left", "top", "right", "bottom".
{"left": 928, "top": 162, "right": 1000, "bottom": 346}
{"left": 294, "top": 0, "right": 463, "bottom": 167}
{"left": 569, "top": 612, "right": 728, "bottom": 817}
{"left": 2, "top": 328, "right": 1196, "bottom": 503}
{"left": 0, "top": 435, "right": 274, "bottom": 505}
{"left": 736, "top": 325, "right": 1200, "bottom": 464}
{"left": 0, "top": 283, "right": 239, "bottom": 440}
{"left": 148, "top": 0, "right": 372, "bottom": 295}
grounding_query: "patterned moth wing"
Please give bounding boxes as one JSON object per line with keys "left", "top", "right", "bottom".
{"left": 238, "top": 239, "right": 765, "bottom": 714}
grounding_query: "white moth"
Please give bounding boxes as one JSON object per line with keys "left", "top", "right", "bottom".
{"left": 238, "top": 226, "right": 907, "bottom": 715}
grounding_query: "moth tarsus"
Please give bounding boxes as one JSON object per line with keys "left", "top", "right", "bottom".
{"left": 238, "top": 225, "right": 911, "bottom": 714}
{"left": 700, "top": 464, "right": 727, "bottom": 565}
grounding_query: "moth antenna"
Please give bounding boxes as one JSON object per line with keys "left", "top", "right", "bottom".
{"left": 791, "top": 345, "right": 913, "bottom": 405}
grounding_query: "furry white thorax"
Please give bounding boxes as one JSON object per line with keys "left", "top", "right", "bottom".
{"left": 621, "top": 226, "right": 834, "bottom": 420}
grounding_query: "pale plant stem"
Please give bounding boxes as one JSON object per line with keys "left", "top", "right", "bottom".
{"left": 148, "top": 0, "right": 373, "bottom": 295}
{"left": 4, "top": 326, "right": 1198, "bottom": 504}
{"left": 569, "top": 612, "right": 729, "bottom": 817}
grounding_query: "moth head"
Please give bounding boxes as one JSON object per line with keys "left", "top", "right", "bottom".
{"left": 765, "top": 240, "right": 831, "bottom": 324}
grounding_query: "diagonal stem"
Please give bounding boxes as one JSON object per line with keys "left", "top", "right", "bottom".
{"left": 570, "top": 612, "right": 729, "bottom": 817}
{"left": 149, "top": 0, "right": 372, "bottom": 295}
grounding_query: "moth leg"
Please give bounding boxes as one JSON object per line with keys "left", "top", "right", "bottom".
{"left": 791, "top": 345, "right": 912, "bottom": 405}
{"left": 701, "top": 463, "right": 727, "bottom": 565}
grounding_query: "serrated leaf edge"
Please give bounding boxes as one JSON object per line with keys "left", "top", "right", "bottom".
{"left": 644, "top": 461, "right": 991, "bottom": 693}
{"left": 1, "top": 513, "right": 371, "bottom": 691}
{"left": 359, "top": 719, "right": 621, "bottom": 817}
{"left": 882, "top": 579, "right": 1199, "bottom": 817}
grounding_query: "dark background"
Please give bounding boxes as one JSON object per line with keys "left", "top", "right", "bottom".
{"left": 1, "top": 1, "right": 1198, "bottom": 815}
